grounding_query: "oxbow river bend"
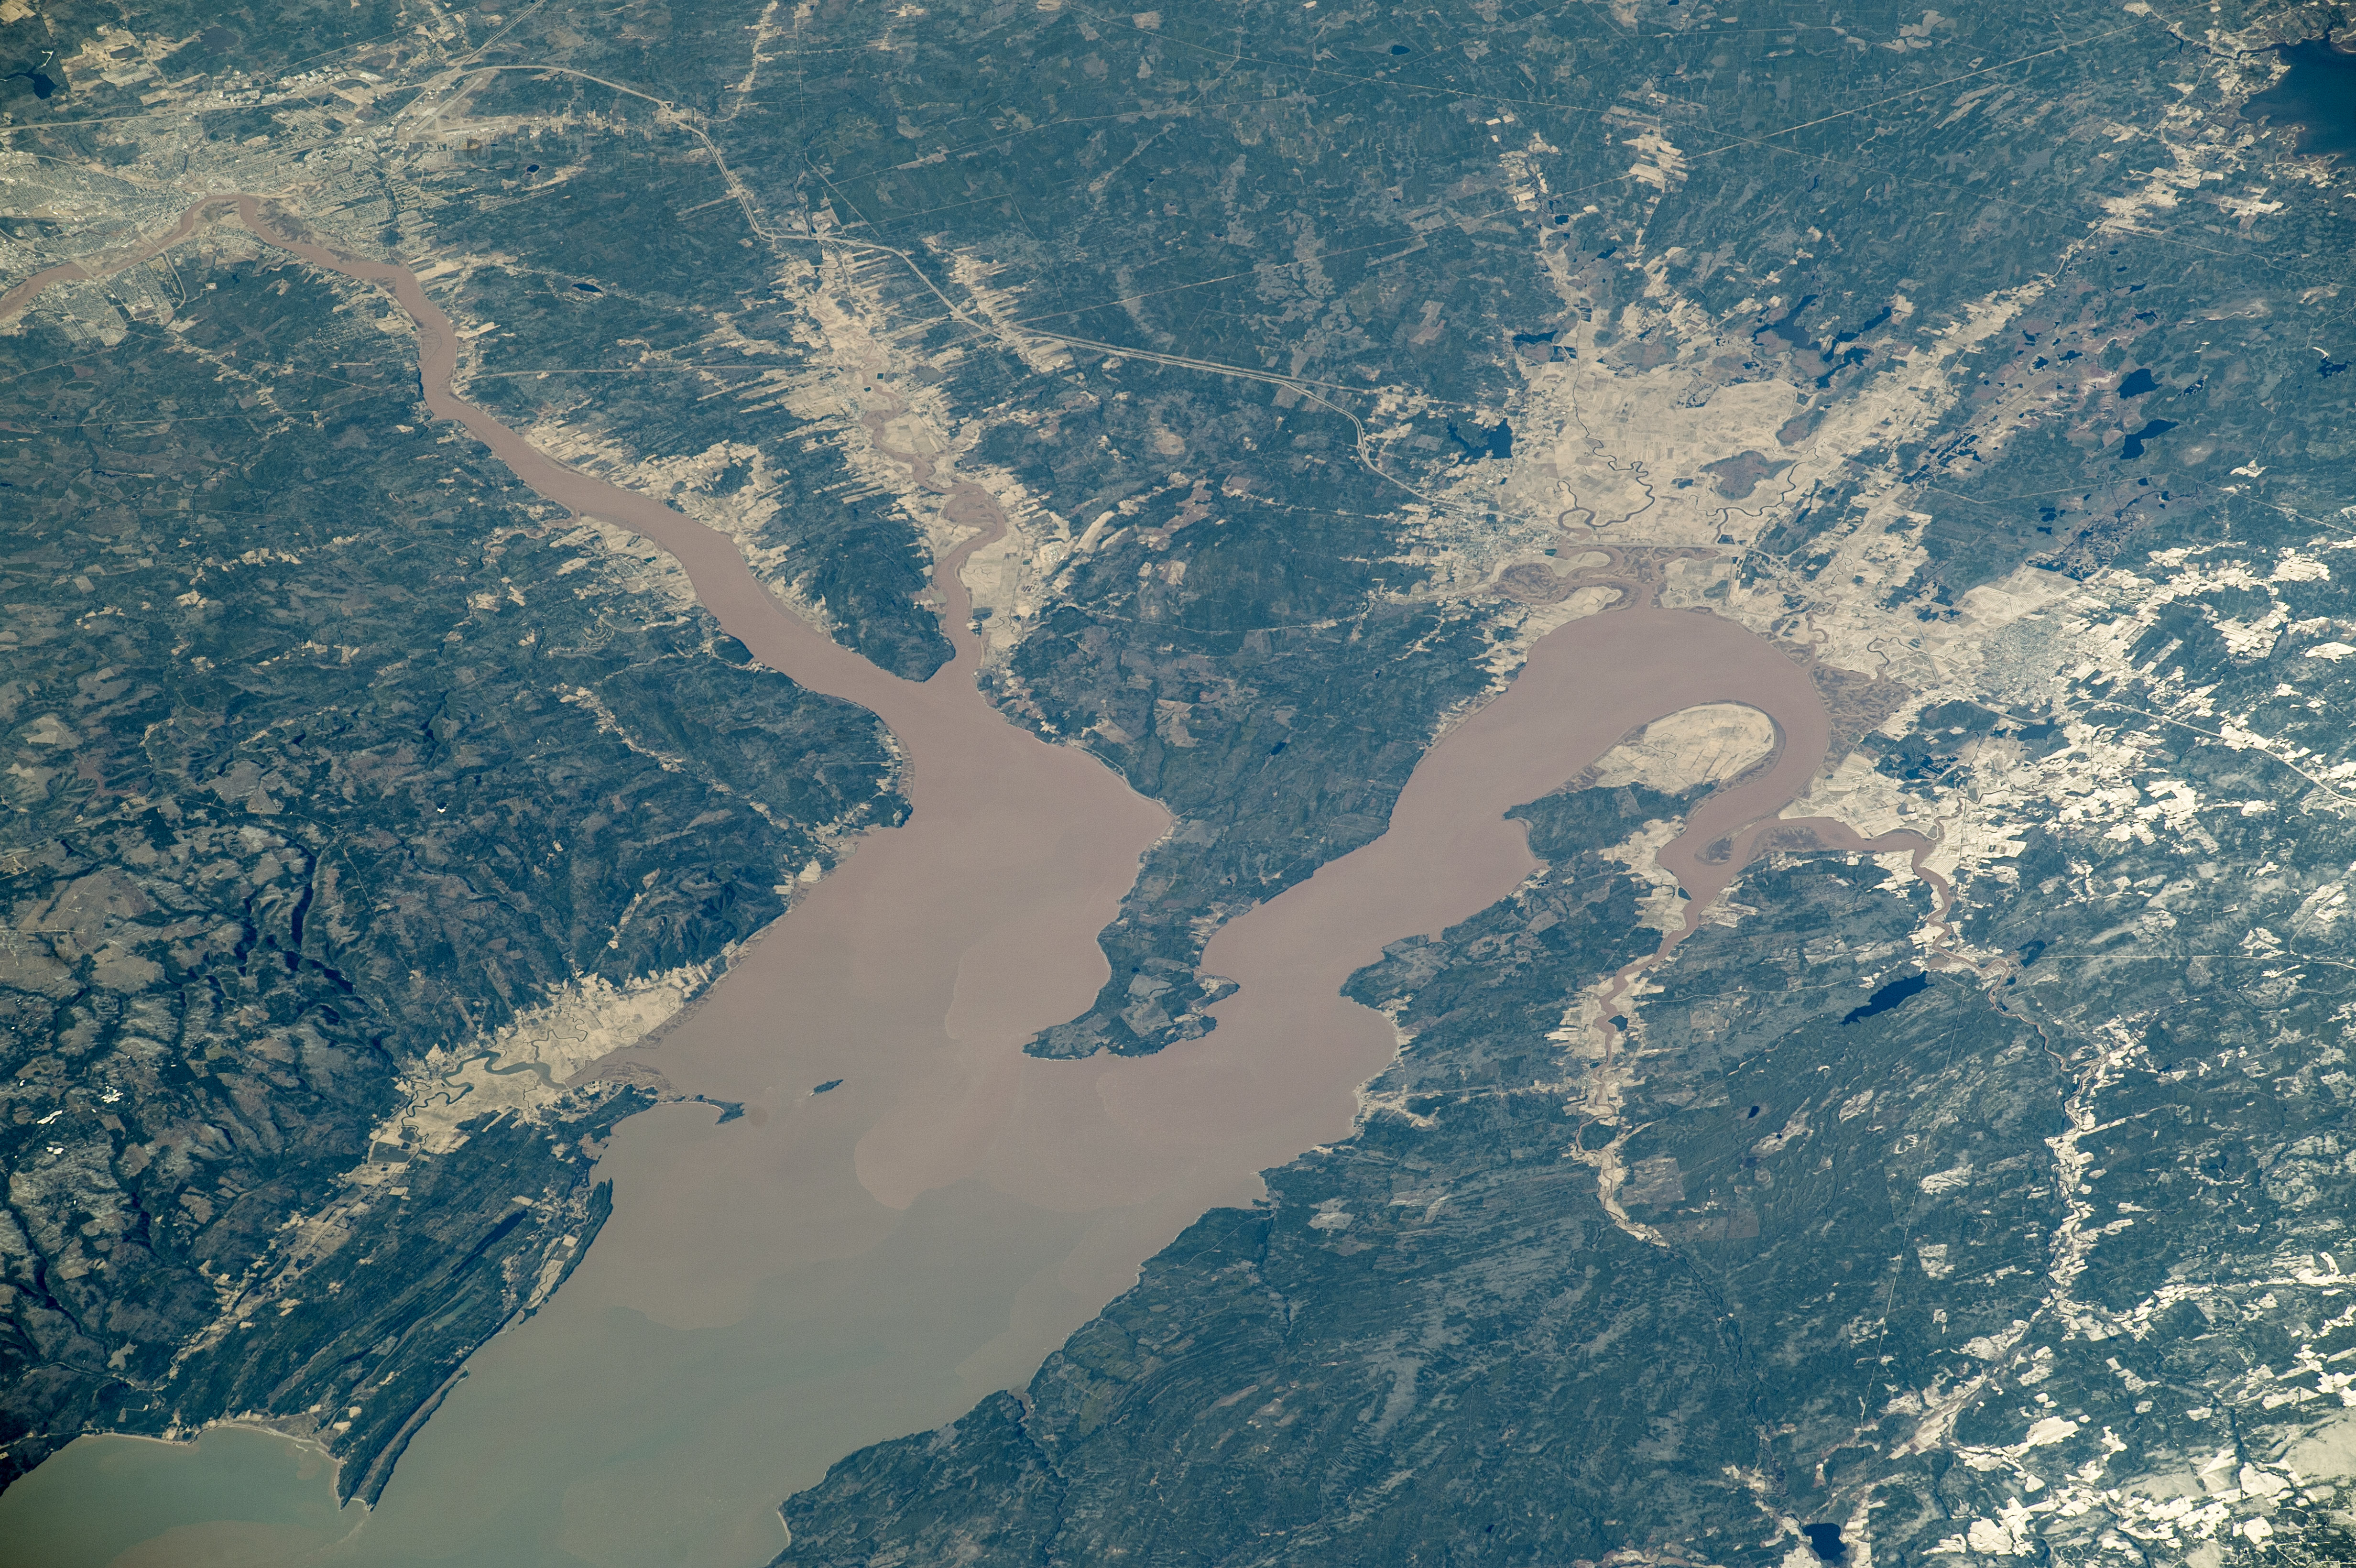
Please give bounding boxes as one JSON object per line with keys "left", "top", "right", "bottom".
{"left": 0, "top": 195, "right": 1934, "bottom": 1568}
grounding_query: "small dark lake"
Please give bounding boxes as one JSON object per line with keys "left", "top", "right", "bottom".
{"left": 2121, "top": 418, "right": 2178, "bottom": 460}
{"left": 2244, "top": 41, "right": 2356, "bottom": 157}
{"left": 1842, "top": 972, "right": 1929, "bottom": 1026}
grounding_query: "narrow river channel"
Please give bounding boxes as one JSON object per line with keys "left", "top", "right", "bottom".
{"left": 0, "top": 196, "right": 1933, "bottom": 1568}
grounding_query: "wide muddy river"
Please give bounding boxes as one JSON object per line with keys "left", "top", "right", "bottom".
{"left": 0, "top": 198, "right": 1931, "bottom": 1568}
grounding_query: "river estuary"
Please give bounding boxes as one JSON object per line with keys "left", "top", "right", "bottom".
{"left": 0, "top": 195, "right": 1931, "bottom": 1568}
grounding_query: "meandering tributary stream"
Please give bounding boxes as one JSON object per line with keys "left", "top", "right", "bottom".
{"left": 0, "top": 196, "right": 1937, "bottom": 1568}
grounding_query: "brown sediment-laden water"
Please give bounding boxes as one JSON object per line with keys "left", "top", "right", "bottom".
{"left": 0, "top": 196, "right": 1934, "bottom": 1568}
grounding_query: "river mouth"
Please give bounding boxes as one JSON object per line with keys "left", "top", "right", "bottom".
{"left": 2244, "top": 40, "right": 2356, "bottom": 157}
{"left": 0, "top": 197, "right": 1930, "bottom": 1568}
